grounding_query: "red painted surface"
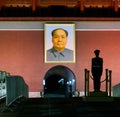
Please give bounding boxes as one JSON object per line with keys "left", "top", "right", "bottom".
{"left": 0, "top": 30, "right": 119, "bottom": 92}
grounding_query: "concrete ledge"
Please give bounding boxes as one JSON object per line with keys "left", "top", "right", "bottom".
{"left": 89, "top": 91, "right": 108, "bottom": 97}
{"left": 29, "top": 92, "right": 40, "bottom": 98}
{"left": 83, "top": 96, "right": 114, "bottom": 102}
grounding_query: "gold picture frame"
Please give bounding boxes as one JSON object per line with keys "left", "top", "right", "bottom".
{"left": 44, "top": 23, "right": 75, "bottom": 63}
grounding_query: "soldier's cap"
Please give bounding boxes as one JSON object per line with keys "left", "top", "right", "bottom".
{"left": 94, "top": 49, "right": 100, "bottom": 54}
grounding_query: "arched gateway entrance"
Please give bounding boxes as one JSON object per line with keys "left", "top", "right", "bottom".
{"left": 43, "top": 65, "right": 76, "bottom": 97}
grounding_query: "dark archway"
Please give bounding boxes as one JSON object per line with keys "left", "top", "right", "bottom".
{"left": 43, "top": 65, "right": 76, "bottom": 97}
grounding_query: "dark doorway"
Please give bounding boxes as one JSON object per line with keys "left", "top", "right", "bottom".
{"left": 43, "top": 65, "right": 76, "bottom": 97}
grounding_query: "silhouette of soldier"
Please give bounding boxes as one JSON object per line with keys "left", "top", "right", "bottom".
{"left": 91, "top": 49, "right": 103, "bottom": 92}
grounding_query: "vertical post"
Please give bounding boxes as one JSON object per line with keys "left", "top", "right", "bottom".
{"left": 109, "top": 70, "right": 112, "bottom": 96}
{"left": 32, "top": 0, "right": 36, "bottom": 12}
{"left": 87, "top": 70, "right": 90, "bottom": 96}
{"left": 114, "top": 0, "right": 118, "bottom": 13}
{"left": 84, "top": 69, "right": 87, "bottom": 96}
{"left": 105, "top": 69, "right": 108, "bottom": 93}
{"left": 0, "top": 0, "right": 2, "bottom": 10}
{"left": 84, "top": 69, "right": 90, "bottom": 96}
{"left": 80, "top": 0, "right": 84, "bottom": 13}
{"left": 0, "top": 71, "right": 4, "bottom": 96}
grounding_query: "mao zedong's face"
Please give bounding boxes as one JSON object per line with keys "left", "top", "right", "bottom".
{"left": 52, "top": 29, "right": 67, "bottom": 52}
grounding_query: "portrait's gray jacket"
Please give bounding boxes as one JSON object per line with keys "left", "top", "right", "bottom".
{"left": 47, "top": 47, "right": 74, "bottom": 61}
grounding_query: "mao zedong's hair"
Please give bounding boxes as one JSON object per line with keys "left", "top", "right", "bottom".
{"left": 51, "top": 28, "right": 68, "bottom": 37}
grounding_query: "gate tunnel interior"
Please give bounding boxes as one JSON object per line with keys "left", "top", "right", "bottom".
{"left": 43, "top": 65, "right": 76, "bottom": 97}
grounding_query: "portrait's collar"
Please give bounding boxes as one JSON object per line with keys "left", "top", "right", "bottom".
{"left": 52, "top": 47, "right": 65, "bottom": 57}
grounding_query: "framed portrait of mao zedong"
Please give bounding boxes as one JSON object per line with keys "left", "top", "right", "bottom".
{"left": 44, "top": 23, "right": 75, "bottom": 63}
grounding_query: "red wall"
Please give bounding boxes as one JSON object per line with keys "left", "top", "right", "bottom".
{"left": 0, "top": 30, "right": 119, "bottom": 92}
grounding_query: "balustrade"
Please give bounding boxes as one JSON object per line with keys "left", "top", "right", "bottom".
{"left": 84, "top": 68, "right": 112, "bottom": 97}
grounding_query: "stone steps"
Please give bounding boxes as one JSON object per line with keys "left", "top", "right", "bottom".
{"left": 18, "top": 97, "right": 120, "bottom": 117}
{"left": 1, "top": 97, "right": 120, "bottom": 117}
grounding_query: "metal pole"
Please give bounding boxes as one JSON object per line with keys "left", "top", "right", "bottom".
{"left": 105, "top": 69, "right": 108, "bottom": 93}
{"left": 87, "top": 70, "right": 90, "bottom": 96}
{"left": 84, "top": 69, "right": 87, "bottom": 96}
{"left": 109, "top": 70, "right": 112, "bottom": 96}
